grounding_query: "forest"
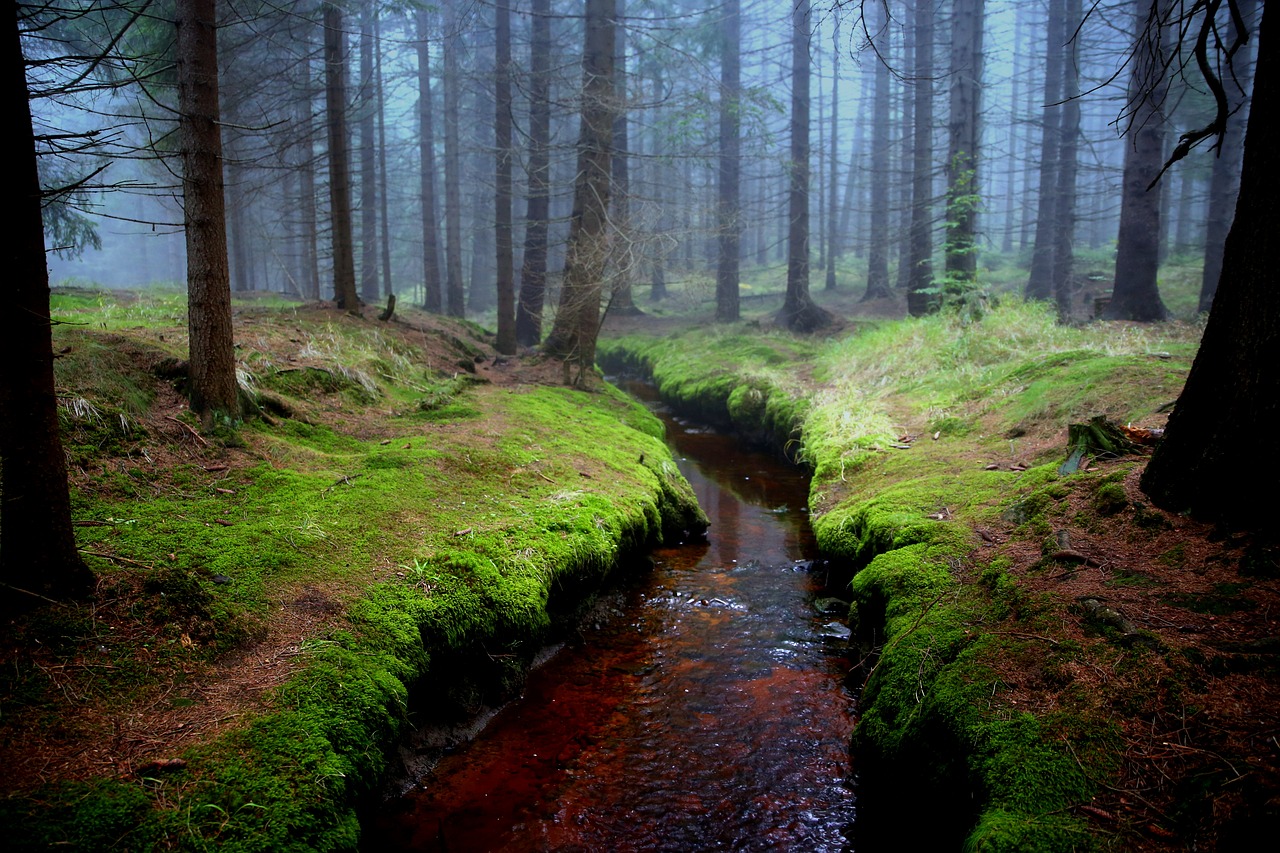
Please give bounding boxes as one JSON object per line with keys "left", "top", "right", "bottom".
{"left": 4, "top": 0, "right": 1279, "bottom": 850}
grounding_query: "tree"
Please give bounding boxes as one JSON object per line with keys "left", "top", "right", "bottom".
{"left": 358, "top": 0, "right": 378, "bottom": 304}
{"left": 863, "top": 1, "right": 893, "bottom": 302}
{"left": 1025, "top": 0, "right": 1066, "bottom": 302}
{"left": 715, "top": 0, "right": 741, "bottom": 322}
{"left": 3, "top": 2, "right": 95, "bottom": 606}
{"left": 943, "top": 0, "right": 984, "bottom": 295}
{"left": 515, "top": 0, "right": 552, "bottom": 345}
{"left": 323, "top": 3, "right": 358, "bottom": 313}
{"left": 1140, "top": 0, "right": 1274, "bottom": 529}
{"left": 777, "top": 0, "right": 831, "bottom": 333}
{"left": 441, "top": 0, "right": 465, "bottom": 317}
{"left": 1050, "top": 0, "right": 1081, "bottom": 322}
{"left": 176, "top": 0, "right": 240, "bottom": 426}
{"left": 904, "top": 0, "right": 935, "bottom": 317}
{"left": 1198, "top": 0, "right": 1256, "bottom": 313}
{"left": 494, "top": 0, "right": 515, "bottom": 353}
{"left": 415, "top": 8, "right": 443, "bottom": 312}
{"left": 542, "top": 0, "right": 615, "bottom": 382}
{"left": 1104, "top": 0, "right": 1170, "bottom": 322}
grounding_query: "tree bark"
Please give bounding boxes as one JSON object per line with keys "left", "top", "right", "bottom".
{"left": 358, "top": 0, "right": 378, "bottom": 303}
{"left": 905, "top": 0, "right": 935, "bottom": 317}
{"left": 177, "top": 0, "right": 241, "bottom": 425}
{"left": 543, "top": 0, "right": 615, "bottom": 380}
{"left": 777, "top": 0, "right": 830, "bottom": 333}
{"left": 516, "top": 0, "right": 552, "bottom": 344}
{"left": 1105, "top": 0, "right": 1170, "bottom": 322}
{"left": 715, "top": 0, "right": 741, "bottom": 322}
{"left": 609, "top": 0, "right": 641, "bottom": 317}
{"left": 1140, "top": 5, "right": 1277, "bottom": 528}
{"left": 1051, "top": 0, "right": 1081, "bottom": 322}
{"left": 1026, "top": 0, "right": 1066, "bottom": 301}
{"left": 323, "top": 4, "right": 359, "bottom": 313}
{"left": 864, "top": 2, "right": 893, "bottom": 302}
{"left": 2, "top": 3, "right": 94, "bottom": 606}
{"left": 944, "top": 0, "right": 984, "bottom": 293}
{"left": 1199, "top": 0, "right": 1256, "bottom": 314}
{"left": 494, "top": 0, "right": 516, "bottom": 353}
{"left": 442, "top": 0, "right": 465, "bottom": 317}
{"left": 415, "top": 10, "right": 443, "bottom": 313}
{"left": 825, "top": 19, "right": 840, "bottom": 292}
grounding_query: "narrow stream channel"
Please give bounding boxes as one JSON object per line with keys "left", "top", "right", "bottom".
{"left": 364, "top": 383, "right": 858, "bottom": 850}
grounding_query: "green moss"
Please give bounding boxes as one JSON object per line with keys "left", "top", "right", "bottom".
{"left": 1092, "top": 482, "right": 1129, "bottom": 515}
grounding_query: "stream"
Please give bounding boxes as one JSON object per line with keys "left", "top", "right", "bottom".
{"left": 364, "top": 383, "right": 858, "bottom": 850}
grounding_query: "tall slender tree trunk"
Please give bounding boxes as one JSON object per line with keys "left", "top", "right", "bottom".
{"left": 1026, "top": 0, "right": 1066, "bottom": 301}
{"left": 610, "top": 0, "right": 641, "bottom": 316}
{"left": 825, "top": 19, "right": 840, "bottom": 291}
{"left": 358, "top": 0, "right": 378, "bottom": 303}
{"left": 2, "top": 3, "right": 94, "bottom": 605}
{"left": 1105, "top": 0, "right": 1170, "bottom": 321}
{"left": 715, "top": 0, "right": 741, "bottom": 322}
{"left": 1199, "top": 0, "right": 1256, "bottom": 313}
{"left": 442, "top": 0, "right": 465, "bottom": 317}
{"left": 896, "top": 12, "right": 916, "bottom": 293}
{"left": 864, "top": 2, "right": 893, "bottom": 301}
{"left": 323, "top": 4, "right": 358, "bottom": 313}
{"left": 1051, "top": 0, "right": 1081, "bottom": 321}
{"left": 375, "top": 12, "right": 392, "bottom": 300}
{"left": 415, "top": 10, "right": 443, "bottom": 312}
{"left": 297, "top": 42, "right": 321, "bottom": 301}
{"left": 494, "top": 0, "right": 516, "bottom": 353}
{"left": 543, "top": 0, "right": 615, "bottom": 381}
{"left": 944, "top": 0, "right": 984, "bottom": 294}
{"left": 516, "top": 0, "right": 551, "bottom": 343}
{"left": 906, "top": 0, "right": 936, "bottom": 316}
{"left": 177, "top": 0, "right": 240, "bottom": 424}
{"left": 777, "top": 0, "right": 830, "bottom": 333}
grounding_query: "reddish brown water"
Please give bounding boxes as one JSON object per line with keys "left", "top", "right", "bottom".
{"left": 365, "top": 389, "right": 857, "bottom": 850}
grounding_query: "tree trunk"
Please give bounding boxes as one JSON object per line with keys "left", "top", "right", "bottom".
{"left": 1199, "top": 0, "right": 1256, "bottom": 314}
{"left": 358, "top": 0, "right": 378, "bottom": 303}
{"left": 609, "top": 0, "right": 641, "bottom": 317}
{"left": 1051, "top": 0, "right": 1081, "bottom": 322}
{"left": 415, "top": 10, "right": 443, "bottom": 313}
{"left": 864, "top": 2, "right": 893, "bottom": 302}
{"left": 1105, "top": 0, "right": 1170, "bottom": 321}
{"left": 442, "top": 0, "right": 465, "bottom": 317}
{"left": 944, "top": 0, "right": 984, "bottom": 294}
{"left": 323, "top": 4, "right": 359, "bottom": 313}
{"left": 516, "top": 0, "right": 551, "bottom": 344}
{"left": 905, "top": 0, "right": 935, "bottom": 317}
{"left": 715, "top": 0, "right": 741, "bottom": 322}
{"left": 375, "top": 12, "right": 392, "bottom": 300}
{"left": 1026, "top": 0, "right": 1066, "bottom": 301}
{"left": 2, "top": 3, "right": 94, "bottom": 606}
{"left": 543, "top": 0, "right": 615, "bottom": 381}
{"left": 777, "top": 0, "right": 830, "bottom": 333}
{"left": 177, "top": 0, "right": 241, "bottom": 426}
{"left": 824, "top": 19, "right": 840, "bottom": 292}
{"left": 1140, "top": 5, "right": 1277, "bottom": 528}
{"left": 297, "top": 42, "right": 321, "bottom": 301}
{"left": 494, "top": 0, "right": 516, "bottom": 353}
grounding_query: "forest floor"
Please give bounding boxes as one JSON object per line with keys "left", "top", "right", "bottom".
{"left": 2, "top": 280, "right": 1276, "bottom": 850}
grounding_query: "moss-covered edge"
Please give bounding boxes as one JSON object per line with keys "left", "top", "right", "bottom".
{"left": 0, "top": 388, "right": 707, "bottom": 853}
{"left": 603, "top": 332, "right": 1116, "bottom": 852}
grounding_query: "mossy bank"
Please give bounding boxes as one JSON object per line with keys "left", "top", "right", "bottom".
{"left": 602, "top": 302, "right": 1276, "bottom": 850}
{"left": 0, "top": 290, "right": 705, "bottom": 851}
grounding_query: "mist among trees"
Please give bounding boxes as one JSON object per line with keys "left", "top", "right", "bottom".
{"left": 29, "top": 0, "right": 1255, "bottom": 329}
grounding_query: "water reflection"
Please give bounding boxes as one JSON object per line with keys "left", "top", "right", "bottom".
{"left": 365, "top": 388, "right": 856, "bottom": 851}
